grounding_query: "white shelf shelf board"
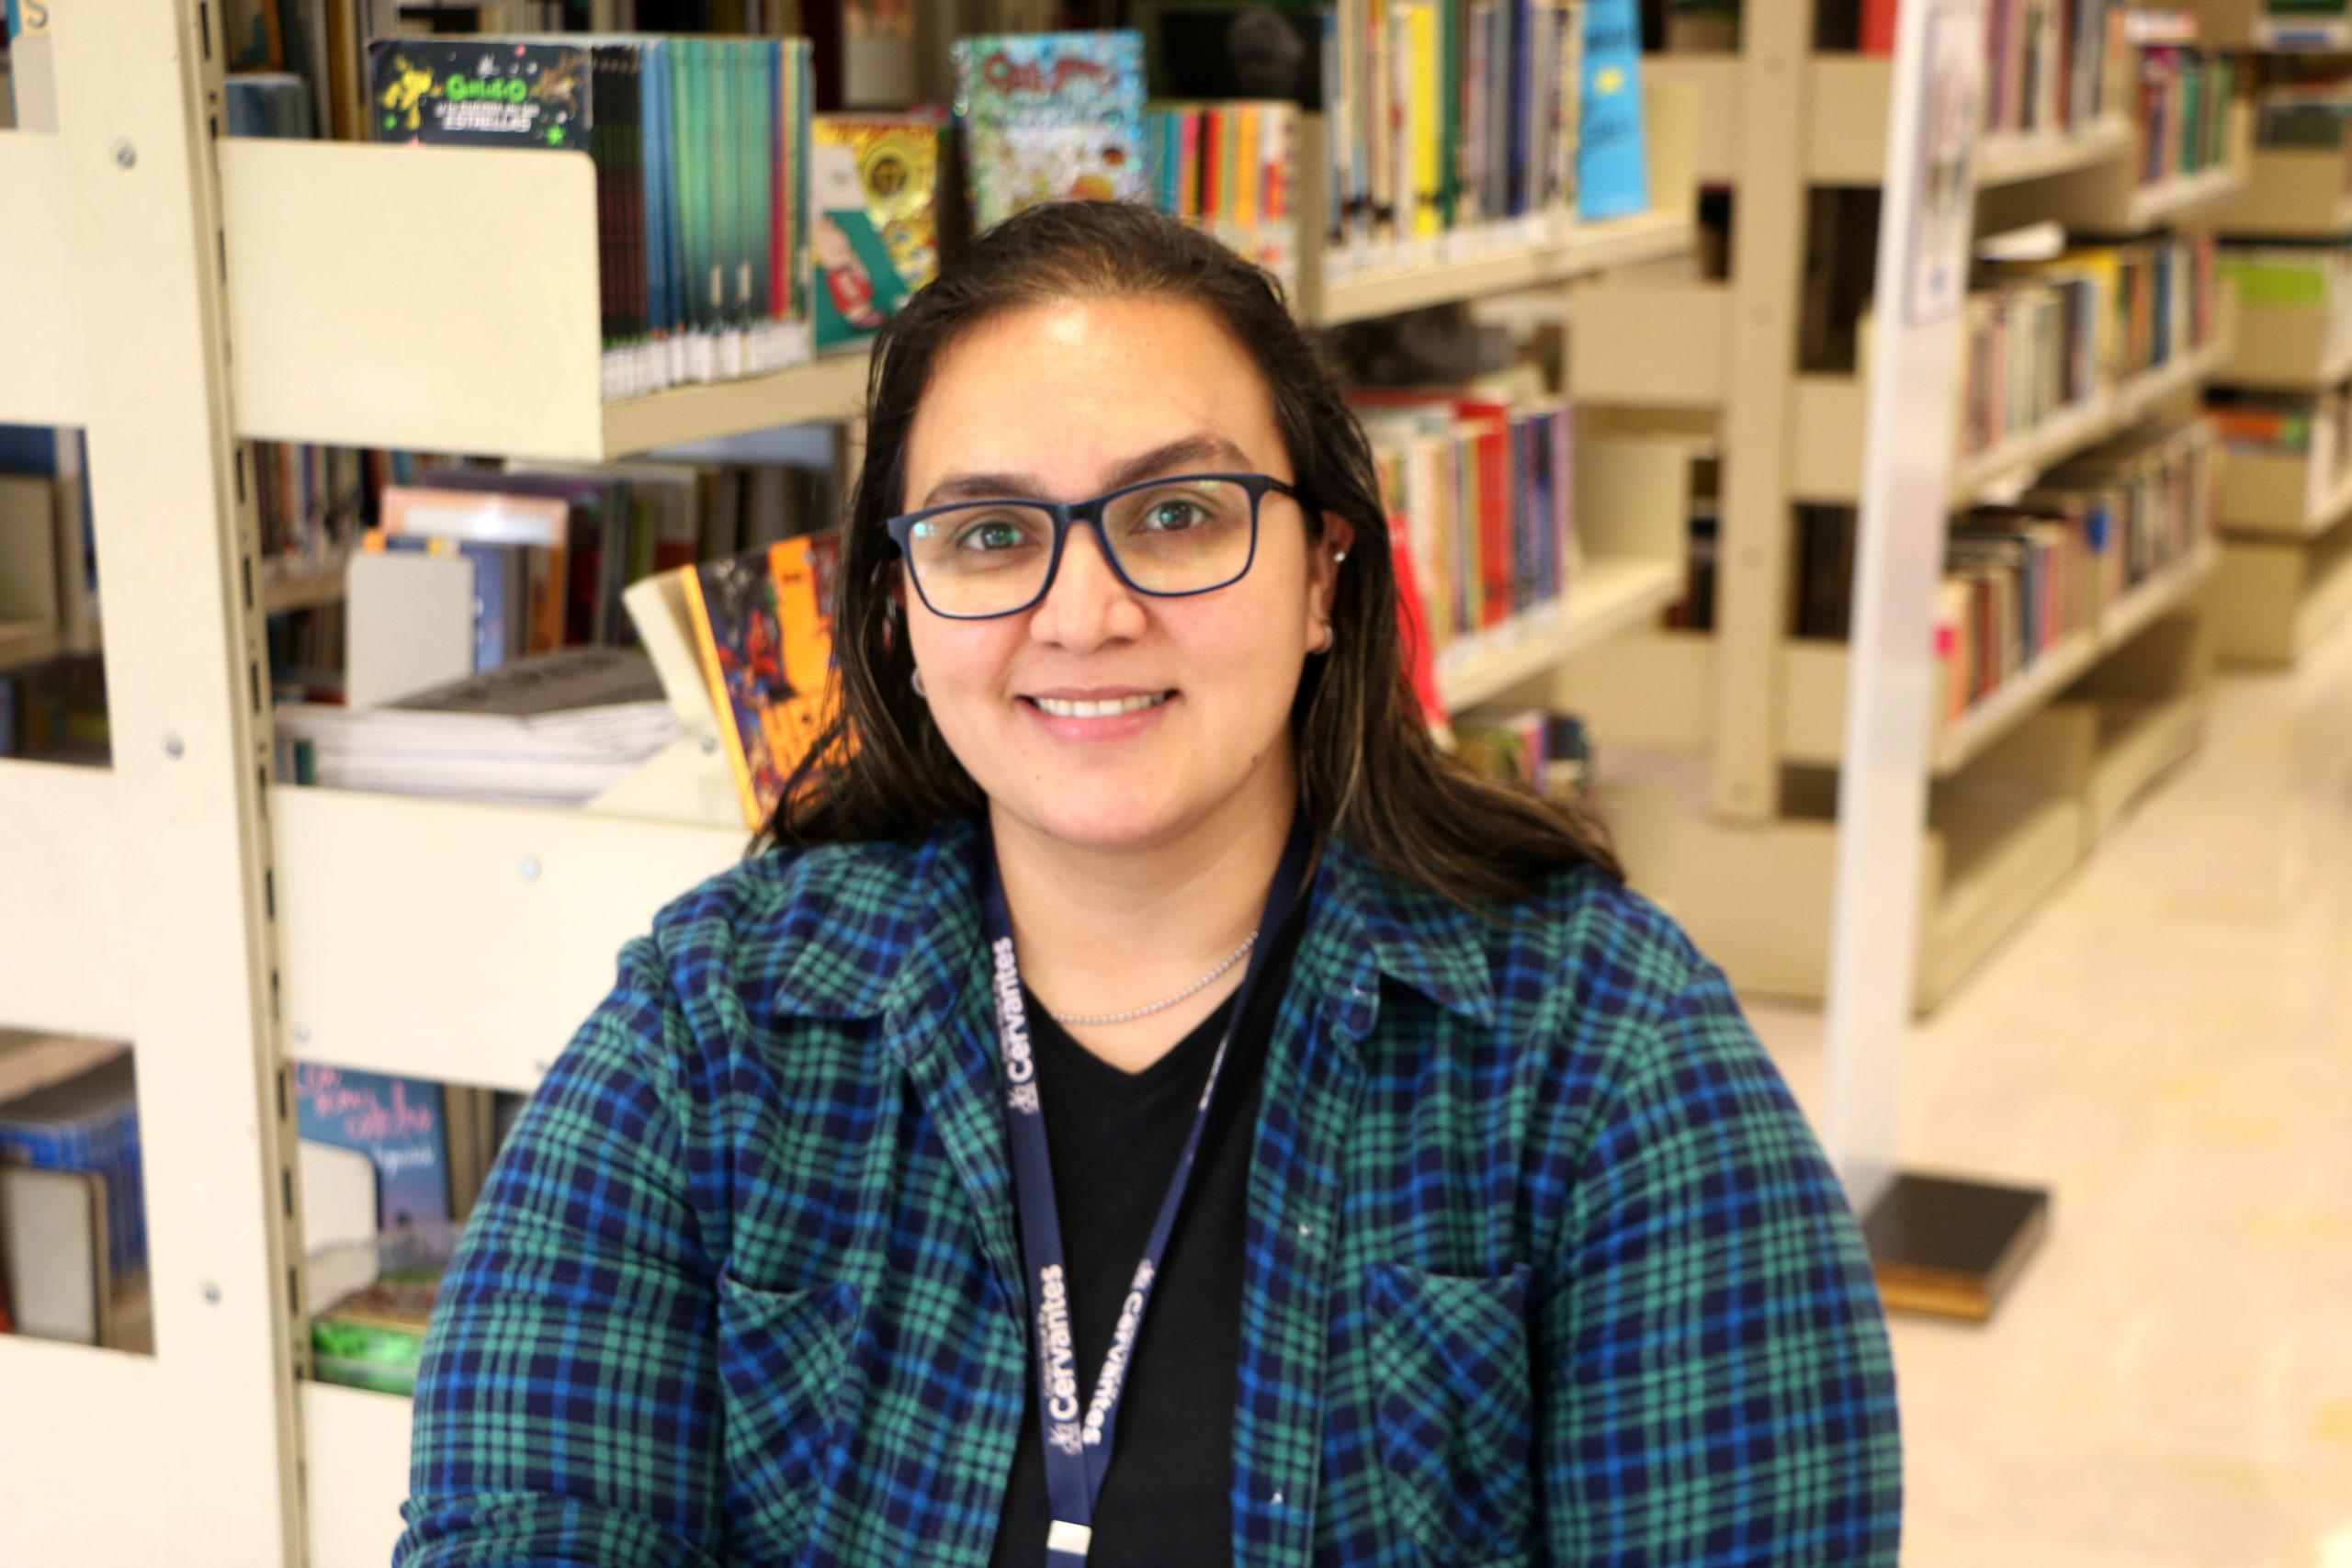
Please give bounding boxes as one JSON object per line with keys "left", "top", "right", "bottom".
{"left": 2126, "top": 161, "right": 2247, "bottom": 231}
{"left": 1953, "top": 331, "right": 2233, "bottom": 508}
{"left": 270, "top": 784, "right": 745, "bottom": 1093}
{"left": 220, "top": 140, "right": 866, "bottom": 462}
{"left": 0, "top": 760, "right": 129, "bottom": 1038}
{"left": 1316, "top": 209, "right": 1694, "bottom": 326}
{"left": 0, "top": 619, "right": 62, "bottom": 670}
{"left": 2100, "top": 543, "right": 2218, "bottom": 653}
{"left": 1977, "top": 118, "right": 2134, "bottom": 188}
{"left": 262, "top": 564, "right": 348, "bottom": 615}
{"left": 302, "top": 1381, "right": 413, "bottom": 1568}
{"left": 1931, "top": 629, "right": 2098, "bottom": 778}
{"left": 0, "top": 131, "right": 89, "bottom": 426}
{"left": 1436, "top": 556, "right": 1682, "bottom": 712}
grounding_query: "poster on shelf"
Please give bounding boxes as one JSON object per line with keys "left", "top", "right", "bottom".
{"left": 1903, "top": 2, "right": 1983, "bottom": 326}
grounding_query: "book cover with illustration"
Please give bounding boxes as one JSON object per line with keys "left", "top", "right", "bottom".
{"left": 368, "top": 40, "right": 590, "bottom": 149}
{"left": 293, "top": 1064, "right": 450, "bottom": 1232}
{"left": 951, "top": 30, "right": 1147, "bottom": 233}
{"left": 680, "top": 535, "right": 845, "bottom": 830}
{"left": 810, "top": 113, "right": 943, "bottom": 349}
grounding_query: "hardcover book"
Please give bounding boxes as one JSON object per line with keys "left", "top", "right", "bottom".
{"left": 810, "top": 113, "right": 943, "bottom": 349}
{"left": 952, "top": 30, "right": 1147, "bottom": 233}
{"left": 293, "top": 1064, "right": 451, "bottom": 1232}
{"left": 680, "top": 535, "right": 845, "bottom": 830}
{"left": 1575, "top": 0, "right": 1648, "bottom": 220}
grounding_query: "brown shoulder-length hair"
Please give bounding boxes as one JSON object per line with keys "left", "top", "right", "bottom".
{"left": 763, "top": 199, "right": 1621, "bottom": 901}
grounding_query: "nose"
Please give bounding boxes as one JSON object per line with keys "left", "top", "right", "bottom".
{"left": 1029, "top": 522, "right": 1148, "bottom": 651}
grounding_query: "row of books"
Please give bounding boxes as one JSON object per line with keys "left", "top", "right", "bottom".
{"left": 1938, "top": 506, "right": 2098, "bottom": 718}
{"left": 0, "top": 1032, "right": 148, "bottom": 1350}
{"left": 0, "top": 425, "right": 96, "bottom": 660}
{"left": 1451, "top": 705, "right": 1595, "bottom": 799}
{"left": 1143, "top": 98, "right": 1303, "bottom": 280}
{"left": 2132, "top": 44, "right": 2235, "bottom": 190}
{"left": 1320, "top": 0, "right": 1650, "bottom": 273}
{"left": 1962, "top": 233, "right": 2220, "bottom": 458}
{"left": 0, "top": 653, "right": 107, "bottom": 764}
{"left": 1959, "top": 274, "right": 2101, "bottom": 461}
{"left": 1981, "top": 0, "right": 2132, "bottom": 142}
{"left": 2034, "top": 418, "right": 2216, "bottom": 605}
{"left": 370, "top": 37, "right": 820, "bottom": 399}
{"left": 1355, "top": 391, "right": 1578, "bottom": 681}
{"left": 253, "top": 440, "right": 366, "bottom": 588}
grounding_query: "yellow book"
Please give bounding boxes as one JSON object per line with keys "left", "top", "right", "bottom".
{"left": 1404, "top": 0, "right": 1442, "bottom": 240}
{"left": 1234, "top": 102, "right": 1260, "bottom": 229}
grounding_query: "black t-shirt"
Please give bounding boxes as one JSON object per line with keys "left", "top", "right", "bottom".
{"left": 988, "top": 893, "right": 1310, "bottom": 1568}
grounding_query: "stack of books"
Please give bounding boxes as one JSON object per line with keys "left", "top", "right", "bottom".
{"left": 271, "top": 646, "right": 680, "bottom": 807}
{"left": 0, "top": 1036, "right": 148, "bottom": 1352}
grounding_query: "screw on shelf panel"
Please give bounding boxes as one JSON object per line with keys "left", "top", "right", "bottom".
{"left": 113, "top": 141, "right": 137, "bottom": 168}
{"left": 520, "top": 854, "right": 543, "bottom": 882}
{"left": 700, "top": 735, "right": 719, "bottom": 753}
{"left": 164, "top": 734, "right": 185, "bottom": 759}
{"left": 203, "top": 1281, "right": 221, "bottom": 1304}
{"left": 293, "top": 1023, "right": 311, "bottom": 1044}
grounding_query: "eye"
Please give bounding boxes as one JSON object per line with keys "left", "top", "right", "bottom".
{"left": 950, "top": 514, "right": 1040, "bottom": 553}
{"left": 1135, "top": 496, "right": 1214, "bottom": 532}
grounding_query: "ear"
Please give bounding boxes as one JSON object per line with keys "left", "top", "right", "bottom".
{"left": 1307, "top": 511, "right": 1355, "bottom": 633}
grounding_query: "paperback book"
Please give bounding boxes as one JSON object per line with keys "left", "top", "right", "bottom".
{"left": 680, "top": 535, "right": 845, "bottom": 830}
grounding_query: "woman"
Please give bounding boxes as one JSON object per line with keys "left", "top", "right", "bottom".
{"left": 399, "top": 201, "right": 1901, "bottom": 1568}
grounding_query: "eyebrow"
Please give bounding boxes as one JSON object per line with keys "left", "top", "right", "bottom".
{"left": 916, "top": 435, "right": 1263, "bottom": 509}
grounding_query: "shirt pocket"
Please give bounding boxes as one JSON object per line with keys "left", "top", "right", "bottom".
{"left": 715, "top": 1269, "right": 862, "bottom": 1550}
{"left": 1363, "top": 1261, "right": 1536, "bottom": 1568}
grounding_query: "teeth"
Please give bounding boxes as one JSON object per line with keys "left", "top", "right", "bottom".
{"left": 1035, "top": 693, "right": 1168, "bottom": 719}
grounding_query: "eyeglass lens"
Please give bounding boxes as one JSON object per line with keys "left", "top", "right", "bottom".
{"left": 904, "top": 476, "right": 1259, "bottom": 617}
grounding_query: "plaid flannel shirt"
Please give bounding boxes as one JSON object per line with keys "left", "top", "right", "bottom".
{"left": 397, "top": 820, "right": 1901, "bottom": 1567}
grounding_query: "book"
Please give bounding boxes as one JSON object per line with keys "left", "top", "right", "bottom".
{"left": 810, "top": 113, "right": 940, "bottom": 349}
{"left": 293, "top": 1065, "right": 452, "bottom": 1233}
{"left": 951, "top": 30, "right": 1148, "bottom": 234}
{"left": 0, "top": 1166, "right": 109, "bottom": 1346}
{"left": 1575, "top": 0, "right": 1648, "bottom": 220}
{"left": 680, "top": 535, "right": 845, "bottom": 831}
{"left": 0, "top": 1054, "right": 144, "bottom": 1291}
{"left": 368, "top": 39, "right": 589, "bottom": 148}
{"left": 311, "top": 1265, "right": 441, "bottom": 1393}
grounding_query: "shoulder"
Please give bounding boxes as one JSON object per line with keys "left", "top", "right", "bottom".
{"left": 636, "top": 821, "right": 979, "bottom": 1029}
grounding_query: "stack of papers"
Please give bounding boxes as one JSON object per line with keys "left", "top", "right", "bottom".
{"left": 274, "top": 648, "right": 681, "bottom": 808}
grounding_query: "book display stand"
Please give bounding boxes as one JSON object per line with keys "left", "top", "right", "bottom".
{"left": 0, "top": 2, "right": 1702, "bottom": 1560}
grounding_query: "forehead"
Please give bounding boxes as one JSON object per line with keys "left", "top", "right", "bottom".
{"left": 902, "top": 295, "right": 1284, "bottom": 502}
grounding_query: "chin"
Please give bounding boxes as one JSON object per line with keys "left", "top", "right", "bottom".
{"left": 1004, "top": 790, "right": 1199, "bottom": 854}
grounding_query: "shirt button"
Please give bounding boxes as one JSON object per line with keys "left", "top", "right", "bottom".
{"left": 1271, "top": 1490, "right": 1285, "bottom": 1506}
{"left": 1295, "top": 1222, "right": 1314, "bottom": 1238}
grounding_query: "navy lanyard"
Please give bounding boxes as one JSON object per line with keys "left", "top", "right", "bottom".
{"left": 980, "top": 818, "right": 1313, "bottom": 1567}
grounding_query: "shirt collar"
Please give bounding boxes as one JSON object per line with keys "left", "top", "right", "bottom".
{"left": 766, "top": 817, "right": 1498, "bottom": 1040}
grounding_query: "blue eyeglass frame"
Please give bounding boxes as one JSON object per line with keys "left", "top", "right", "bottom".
{"left": 883, "top": 471, "right": 1310, "bottom": 620}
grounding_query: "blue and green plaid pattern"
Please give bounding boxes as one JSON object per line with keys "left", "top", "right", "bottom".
{"left": 397, "top": 821, "right": 1900, "bottom": 1566}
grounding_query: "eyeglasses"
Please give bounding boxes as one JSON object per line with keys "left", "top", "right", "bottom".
{"left": 884, "top": 471, "right": 1307, "bottom": 620}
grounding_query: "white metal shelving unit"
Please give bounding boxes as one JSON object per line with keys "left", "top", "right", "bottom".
{"left": 6, "top": 8, "right": 1703, "bottom": 1562}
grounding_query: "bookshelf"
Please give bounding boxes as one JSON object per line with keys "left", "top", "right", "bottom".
{"left": 1553, "top": 10, "right": 2245, "bottom": 1014}
{"left": 5, "top": 6, "right": 1702, "bottom": 1563}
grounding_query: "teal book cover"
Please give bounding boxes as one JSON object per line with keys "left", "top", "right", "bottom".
{"left": 1575, "top": 0, "right": 1648, "bottom": 220}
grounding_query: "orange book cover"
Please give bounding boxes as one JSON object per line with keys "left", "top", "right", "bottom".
{"left": 681, "top": 535, "right": 846, "bottom": 831}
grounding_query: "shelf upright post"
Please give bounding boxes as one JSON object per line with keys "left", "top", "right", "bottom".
{"left": 1826, "top": 0, "right": 2051, "bottom": 1317}
{"left": 46, "top": 0, "right": 309, "bottom": 1559}
{"left": 1710, "top": 0, "right": 1812, "bottom": 820}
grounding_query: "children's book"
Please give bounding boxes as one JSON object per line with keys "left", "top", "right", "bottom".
{"left": 293, "top": 1064, "right": 451, "bottom": 1233}
{"left": 951, "top": 30, "right": 1148, "bottom": 233}
{"left": 680, "top": 535, "right": 845, "bottom": 831}
{"left": 368, "top": 40, "right": 591, "bottom": 149}
{"left": 810, "top": 111, "right": 943, "bottom": 350}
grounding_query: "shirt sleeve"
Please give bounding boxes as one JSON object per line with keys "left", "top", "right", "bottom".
{"left": 394, "top": 935, "right": 729, "bottom": 1568}
{"left": 1535, "top": 963, "right": 1904, "bottom": 1566}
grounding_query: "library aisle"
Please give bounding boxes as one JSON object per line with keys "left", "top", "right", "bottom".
{"left": 1752, "top": 619, "right": 2352, "bottom": 1568}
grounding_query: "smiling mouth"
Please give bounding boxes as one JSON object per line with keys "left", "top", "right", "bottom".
{"left": 1028, "top": 693, "right": 1173, "bottom": 719}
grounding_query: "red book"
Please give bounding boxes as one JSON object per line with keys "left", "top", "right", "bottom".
{"left": 1860, "top": 0, "right": 1900, "bottom": 55}
{"left": 1386, "top": 510, "right": 1446, "bottom": 728}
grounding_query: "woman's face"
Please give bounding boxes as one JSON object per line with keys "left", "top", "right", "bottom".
{"left": 898, "top": 294, "right": 1346, "bottom": 856}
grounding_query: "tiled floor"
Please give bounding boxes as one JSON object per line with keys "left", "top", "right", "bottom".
{"left": 1746, "top": 618, "right": 2352, "bottom": 1568}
